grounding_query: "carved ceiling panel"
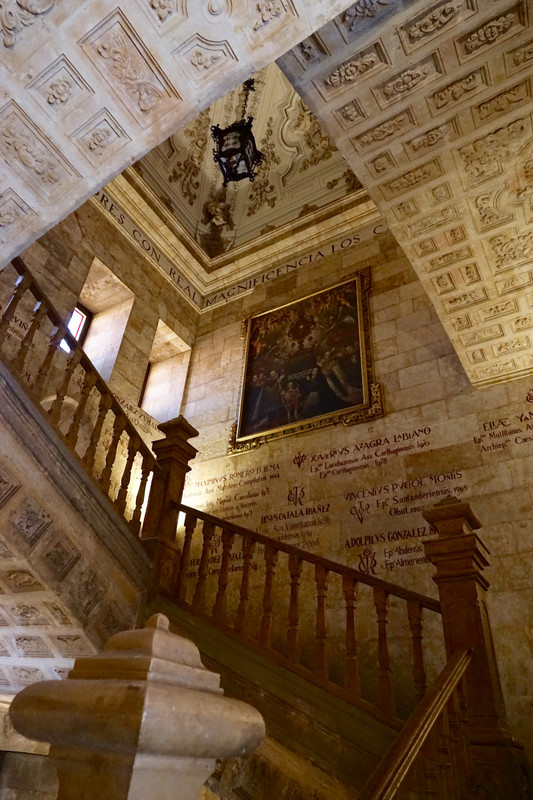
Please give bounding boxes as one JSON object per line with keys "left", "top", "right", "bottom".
{"left": 132, "top": 63, "right": 361, "bottom": 259}
{"left": 278, "top": 0, "right": 533, "bottom": 385}
{"left": 0, "top": 0, "right": 355, "bottom": 268}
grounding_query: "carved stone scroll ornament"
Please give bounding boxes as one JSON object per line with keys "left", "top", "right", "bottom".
{"left": 253, "top": 1, "right": 284, "bottom": 31}
{"left": 358, "top": 113, "right": 410, "bottom": 147}
{"left": 0, "top": 0, "right": 54, "bottom": 48}
{"left": 433, "top": 71, "right": 480, "bottom": 109}
{"left": 457, "top": 119, "right": 528, "bottom": 183}
{"left": 0, "top": 204, "right": 19, "bottom": 227}
{"left": 326, "top": 52, "right": 378, "bottom": 87}
{"left": 150, "top": 0, "right": 174, "bottom": 21}
{"left": 47, "top": 76, "right": 72, "bottom": 105}
{"left": 96, "top": 31, "right": 163, "bottom": 113}
{"left": 382, "top": 65, "right": 430, "bottom": 99}
{"left": 343, "top": 0, "right": 390, "bottom": 29}
{"left": 247, "top": 117, "right": 280, "bottom": 216}
{"left": 408, "top": 1, "right": 463, "bottom": 43}
{"left": 2, "top": 120, "right": 57, "bottom": 183}
{"left": 464, "top": 13, "right": 515, "bottom": 53}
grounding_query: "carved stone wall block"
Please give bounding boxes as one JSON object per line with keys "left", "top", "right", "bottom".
{"left": 427, "top": 181, "right": 453, "bottom": 205}
{"left": 413, "top": 237, "right": 438, "bottom": 257}
{"left": 333, "top": 98, "right": 366, "bottom": 130}
{"left": 146, "top": 0, "right": 184, "bottom": 25}
{"left": 373, "top": 53, "right": 443, "bottom": 109}
{"left": 9, "top": 665, "right": 46, "bottom": 686}
{"left": 0, "top": 463, "right": 20, "bottom": 510}
{"left": 0, "top": 189, "right": 37, "bottom": 246}
{"left": 445, "top": 225, "right": 466, "bottom": 245}
{"left": 380, "top": 157, "right": 443, "bottom": 199}
{"left": 27, "top": 55, "right": 94, "bottom": 117}
{"left": 11, "top": 635, "right": 53, "bottom": 658}
{"left": 472, "top": 78, "right": 531, "bottom": 127}
{"left": 427, "top": 245, "right": 474, "bottom": 271}
{"left": 367, "top": 150, "right": 396, "bottom": 177}
{"left": 486, "top": 227, "right": 533, "bottom": 272}
{"left": 512, "top": 314, "right": 533, "bottom": 331}
{"left": 471, "top": 187, "right": 515, "bottom": 231}
{"left": 392, "top": 197, "right": 419, "bottom": 220}
{"left": 0, "top": 639, "right": 11, "bottom": 657}
{"left": 407, "top": 204, "right": 458, "bottom": 237}
{"left": 11, "top": 497, "right": 51, "bottom": 549}
{"left": 427, "top": 65, "right": 490, "bottom": 116}
{"left": 461, "top": 325, "right": 504, "bottom": 346}
{"left": 351, "top": 108, "right": 416, "bottom": 152}
{"left": 39, "top": 531, "right": 81, "bottom": 582}
{"left": 0, "top": 541, "right": 14, "bottom": 560}
{"left": 505, "top": 37, "right": 533, "bottom": 76}
{"left": 3, "top": 602, "right": 50, "bottom": 626}
{"left": 0, "top": 611, "right": 10, "bottom": 627}
{"left": 475, "top": 359, "right": 517, "bottom": 381}
{"left": 404, "top": 117, "right": 460, "bottom": 159}
{"left": 0, "top": 570, "right": 44, "bottom": 593}
{"left": 292, "top": 34, "right": 329, "bottom": 69}
{"left": 461, "top": 262, "right": 481, "bottom": 284}
{"left": 70, "top": 108, "right": 130, "bottom": 164}
{"left": 451, "top": 314, "right": 472, "bottom": 331}
{"left": 0, "top": 102, "right": 77, "bottom": 197}
{"left": 95, "top": 602, "right": 127, "bottom": 639}
{"left": 52, "top": 634, "right": 92, "bottom": 657}
{"left": 173, "top": 35, "right": 237, "bottom": 87}
{"left": 468, "top": 347, "right": 487, "bottom": 364}
{"left": 244, "top": 0, "right": 297, "bottom": 40}
{"left": 334, "top": 0, "right": 396, "bottom": 43}
{"left": 397, "top": 0, "right": 475, "bottom": 54}
{"left": 66, "top": 565, "right": 106, "bottom": 619}
{"left": 480, "top": 298, "right": 519, "bottom": 320}
{"left": 43, "top": 601, "right": 73, "bottom": 626}
{"left": 316, "top": 40, "right": 389, "bottom": 100}
{"left": 0, "top": 0, "right": 55, "bottom": 52}
{"left": 432, "top": 271, "right": 456, "bottom": 294}
{"left": 79, "top": 9, "right": 181, "bottom": 128}
{"left": 455, "top": 116, "right": 531, "bottom": 189}
{"left": 496, "top": 271, "right": 533, "bottom": 296}
{"left": 455, "top": 2, "right": 526, "bottom": 63}
{"left": 443, "top": 287, "right": 488, "bottom": 311}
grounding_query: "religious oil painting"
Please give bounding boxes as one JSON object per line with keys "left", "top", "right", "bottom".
{"left": 230, "top": 270, "right": 383, "bottom": 453}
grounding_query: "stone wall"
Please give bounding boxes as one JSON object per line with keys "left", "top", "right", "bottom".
{"left": 16, "top": 204, "right": 533, "bottom": 760}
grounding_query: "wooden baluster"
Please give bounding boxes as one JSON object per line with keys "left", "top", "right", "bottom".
{"left": 130, "top": 455, "right": 152, "bottom": 535}
{"left": 446, "top": 692, "right": 462, "bottom": 798}
{"left": 66, "top": 370, "right": 97, "bottom": 449}
{"left": 314, "top": 564, "right": 329, "bottom": 683}
{"left": 213, "top": 528, "right": 235, "bottom": 625}
{"left": 31, "top": 324, "right": 64, "bottom": 397}
{"left": 193, "top": 520, "right": 215, "bottom": 612}
{"left": 176, "top": 512, "right": 197, "bottom": 601}
{"left": 258, "top": 543, "right": 278, "bottom": 648}
{"left": 115, "top": 434, "right": 140, "bottom": 515}
{"left": 435, "top": 708, "right": 453, "bottom": 799}
{"left": 287, "top": 554, "right": 303, "bottom": 663}
{"left": 373, "top": 586, "right": 395, "bottom": 718}
{"left": 49, "top": 348, "right": 82, "bottom": 426}
{"left": 10, "top": 299, "right": 48, "bottom": 372}
{"left": 0, "top": 273, "right": 32, "bottom": 349}
{"left": 407, "top": 600, "right": 427, "bottom": 702}
{"left": 235, "top": 537, "right": 256, "bottom": 635}
{"left": 83, "top": 393, "right": 113, "bottom": 473}
{"left": 342, "top": 573, "right": 361, "bottom": 696}
{"left": 99, "top": 413, "right": 126, "bottom": 495}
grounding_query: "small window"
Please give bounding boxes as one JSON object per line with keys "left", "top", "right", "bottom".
{"left": 60, "top": 304, "right": 92, "bottom": 352}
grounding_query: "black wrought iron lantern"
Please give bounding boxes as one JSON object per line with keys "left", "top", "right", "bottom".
{"left": 211, "top": 79, "right": 264, "bottom": 186}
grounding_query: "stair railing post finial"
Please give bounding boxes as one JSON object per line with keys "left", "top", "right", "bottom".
{"left": 142, "top": 415, "right": 199, "bottom": 594}
{"left": 423, "top": 496, "right": 530, "bottom": 794}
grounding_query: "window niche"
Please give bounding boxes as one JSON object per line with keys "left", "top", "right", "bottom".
{"left": 77, "top": 258, "right": 134, "bottom": 383}
{"left": 140, "top": 319, "right": 191, "bottom": 423}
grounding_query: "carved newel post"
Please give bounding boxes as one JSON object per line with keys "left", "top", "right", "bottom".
{"left": 423, "top": 497, "right": 529, "bottom": 792}
{"left": 142, "top": 416, "right": 199, "bottom": 593}
{"left": 9, "top": 614, "right": 265, "bottom": 800}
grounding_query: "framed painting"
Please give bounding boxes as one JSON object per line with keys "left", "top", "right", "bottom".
{"left": 228, "top": 268, "right": 383, "bottom": 454}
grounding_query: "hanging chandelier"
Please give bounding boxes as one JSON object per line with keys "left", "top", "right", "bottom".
{"left": 211, "top": 79, "right": 264, "bottom": 186}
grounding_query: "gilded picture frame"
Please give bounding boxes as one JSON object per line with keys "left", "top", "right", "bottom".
{"left": 228, "top": 269, "right": 383, "bottom": 454}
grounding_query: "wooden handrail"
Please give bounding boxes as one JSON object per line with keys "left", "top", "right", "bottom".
{"left": 358, "top": 647, "right": 472, "bottom": 800}
{"left": 1, "top": 256, "right": 160, "bottom": 535}
{"left": 177, "top": 503, "right": 441, "bottom": 613}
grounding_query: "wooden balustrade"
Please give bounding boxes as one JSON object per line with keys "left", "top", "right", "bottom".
{"left": 0, "top": 257, "right": 159, "bottom": 536}
{"left": 357, "top": 647, "right": 473, "bottom": 800}
{"left": 171, "top": 503, "right": 442, "bottom": 722}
